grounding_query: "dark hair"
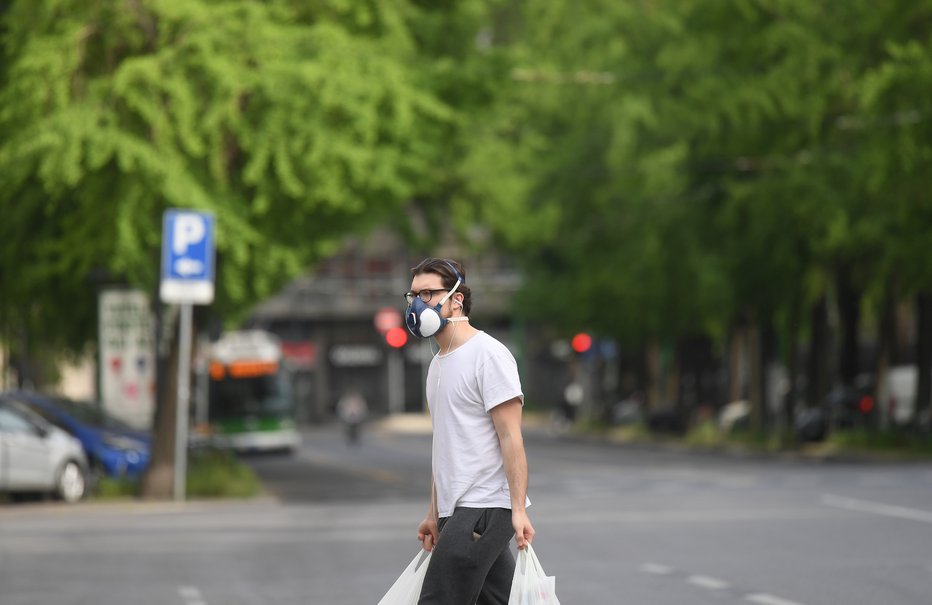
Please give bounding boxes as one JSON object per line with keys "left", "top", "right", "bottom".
{"left": 410, "top": 258, "right": 472, "bottom": 315}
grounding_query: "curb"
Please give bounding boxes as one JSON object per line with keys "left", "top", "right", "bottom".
{"left": 540, "top": 427, "right": 932, "bottom": 465}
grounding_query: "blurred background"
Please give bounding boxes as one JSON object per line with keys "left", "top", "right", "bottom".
{"left": 2, "top": 2, "right": 932, "bottom": 603}
{"left": 3, "top": 0, "right": 931, "bottom": 475}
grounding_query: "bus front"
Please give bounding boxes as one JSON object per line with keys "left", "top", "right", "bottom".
{"left": 206, "top": 332, "right": 300, "bottom": 453}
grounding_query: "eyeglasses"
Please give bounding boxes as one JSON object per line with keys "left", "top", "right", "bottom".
{"left": 404, "top": 289, "right": 448, "bottom": 305}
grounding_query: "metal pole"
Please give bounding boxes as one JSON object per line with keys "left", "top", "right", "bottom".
{"left": 388, "top": 348, "right": 404, "bottom": 413}
{"left": 421, "top": 340, "right": 431, "bottom": 413}
{"left": 174, "top": 303, "right": 193, "bottom": 501}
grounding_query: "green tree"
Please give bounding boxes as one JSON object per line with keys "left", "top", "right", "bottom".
{"left": 0, "top": 0, "right": 451, "bottom": 360}
{"left": 0, "top": 0, "right": 459, "bottom": 497}
{"left": 856, "top": 1, "right": 932, "bottom": 425}
{"left": 461, "top": 0, "right": 932, "bottom": 435}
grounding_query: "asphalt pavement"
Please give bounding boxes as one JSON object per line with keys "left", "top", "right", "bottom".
{"left": 2, "top": 415, "right": 932, "bottom": 605}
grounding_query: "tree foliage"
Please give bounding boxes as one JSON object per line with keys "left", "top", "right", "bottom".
{"left": 460, "top": 0, "right": 932, "bottom": 419}
{"left": 0, "top": 0, "right": 453, "bottom": 357}
{"left": 4, "top": 0, "right": 932, "bottom": 425}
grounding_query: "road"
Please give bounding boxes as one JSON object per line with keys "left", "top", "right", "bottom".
{"left": 2, "top": 417, "right": 932, "bottom": 604}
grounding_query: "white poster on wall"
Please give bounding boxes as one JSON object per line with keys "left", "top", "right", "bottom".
{"left": 98, "top": 289, "right": 156, "bottom": 429}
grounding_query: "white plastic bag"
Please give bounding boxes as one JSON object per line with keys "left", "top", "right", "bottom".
{"left": 377, "top": 549, "right": 432, "bottom": 605}
{"left": 508, "top": 544, "right": 561, "bottom": 605}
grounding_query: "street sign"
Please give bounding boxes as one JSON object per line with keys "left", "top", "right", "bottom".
{"left": 98, "top": 289, "right": 155, "bottom": 429}
{"left": 160, "top": 210, "right": 215, "bottom": 304}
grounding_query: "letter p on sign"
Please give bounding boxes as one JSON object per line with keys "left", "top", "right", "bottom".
{"left": 173, "top": 214, "right": 206, "bottom": 255}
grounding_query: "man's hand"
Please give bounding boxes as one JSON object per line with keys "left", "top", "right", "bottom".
{"left": 512, "top": 509, "right": 535, "bottom": 550}
{"left": 417, "top": 515, "right": 440, "bottom": 552}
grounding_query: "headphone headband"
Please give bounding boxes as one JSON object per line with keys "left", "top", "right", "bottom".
{"left": 442, "top": 260, "right": 465, "bottom": 284}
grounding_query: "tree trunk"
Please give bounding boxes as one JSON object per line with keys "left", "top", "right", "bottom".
{"left": 875, "top": 279, "right": 896, "bottom": 429}
{"left": 836, "top": 266, "right": 861, "bottom": 388}
{"left": 806, "top": 296, "right": 830, "bottom": 408}
{"left": 141, "top": 305, "right": 179, "bottom": 500}
{"left": 665, "top": 345, "right": 681, "bottom": 415}
{"left": 646, "top": 336, "right": 662, "bottom": 409}
{"left": 727, "top": 320, "right": 748, "bottom": 403}
{"left": 915, "top": 291, "right": 932, "bottom": 427}
{"left": 783, "top": 299, "right": 802, "bottom": 432}
{"left": 749, "top": 318, "right": 763, "bottom": 433}
{"left": 756, "top": 319, "right": 776, "bottom": 435}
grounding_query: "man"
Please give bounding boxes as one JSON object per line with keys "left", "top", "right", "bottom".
{"left": 404, "top": 257, "right": 534, "bottom": 605}
{"left": 336, "top": 390, "right": 368, "bottom": 445}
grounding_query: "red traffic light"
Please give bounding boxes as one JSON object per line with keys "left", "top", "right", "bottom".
{"left": 571, "top": 333, "right": 592, "bottom": 353}
{"left": 385, "top": 327, "right": 408, "bottom": 348}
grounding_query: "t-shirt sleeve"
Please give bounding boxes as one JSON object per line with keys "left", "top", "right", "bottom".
{"left": 478, "top": 342, "right": 524, "bottom": 413}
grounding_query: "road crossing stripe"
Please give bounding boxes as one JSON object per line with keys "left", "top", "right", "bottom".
{"left": 746, "top": 593, "right": 806, "bottom": 605}
{"left": 178, "top": 586, "right": 206, "bottom": 605}
{"left": 687, "top": 574, "right": 730, "bottom": 590}
{"left": 640, "top": 563, "right": 674, "bottom": 575}
{"left": 639, "top": 563, "right": 807, "bottom": 605}
{"left": 822, "top": 493, "right": 932, "bottom": 524}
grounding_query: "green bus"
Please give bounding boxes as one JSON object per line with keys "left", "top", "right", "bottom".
{"left": 204, "top": 330, "right": 300, "bottom": 453}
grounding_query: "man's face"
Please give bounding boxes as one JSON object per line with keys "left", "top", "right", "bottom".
{"left": 409, "top": 272, "right": 452, "bottom": 315}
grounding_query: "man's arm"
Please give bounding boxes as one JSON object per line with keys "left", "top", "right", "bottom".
{"left": 417, "top": 475, "right": 440, "bottom": 551}
{"left": 491, "top": 397, "right": 535, "bottom": 549}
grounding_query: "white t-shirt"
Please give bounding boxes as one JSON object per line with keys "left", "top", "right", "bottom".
{"left": 426, "top": 331, "right": 530, "bottom": 517}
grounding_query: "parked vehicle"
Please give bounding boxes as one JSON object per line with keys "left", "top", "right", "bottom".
{"left": 2, "top": 392, "right": 151, "bottom": 478}
{"left": 0, "top": 399, "right": 88, "bottom": 503}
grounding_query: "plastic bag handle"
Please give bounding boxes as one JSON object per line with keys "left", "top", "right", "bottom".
{"left": 509, "top": 544, "right": 559, "bottom": 605}
{"left": 525, "top": 544, "right": 548, "bottom": 578}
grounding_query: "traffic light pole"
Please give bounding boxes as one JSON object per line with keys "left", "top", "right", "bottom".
{"left": 388, "top": 347, "right": 404, "bottom": 413}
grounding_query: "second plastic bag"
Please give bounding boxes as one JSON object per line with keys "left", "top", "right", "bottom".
{"left": 508, "top": 544, "right": 561, "bottom": 605}
{"left": 377, "top": 549, "right": 432, "bottom": 605}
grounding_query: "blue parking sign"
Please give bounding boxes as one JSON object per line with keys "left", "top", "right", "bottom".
{"left": 160, "top": 210, "right": 215, "bottom": 304}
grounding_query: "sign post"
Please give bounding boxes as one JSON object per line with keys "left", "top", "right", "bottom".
{"left": 160, "top": 210, "right": 215, "bottom": 501}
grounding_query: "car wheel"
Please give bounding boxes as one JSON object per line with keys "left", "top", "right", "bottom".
{"left": 56, "top": 461, "right": 87, "bottom": 503}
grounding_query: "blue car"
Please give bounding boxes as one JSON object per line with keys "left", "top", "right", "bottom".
{"left": 2, "top": 392, "right": 151, "bottom": 478}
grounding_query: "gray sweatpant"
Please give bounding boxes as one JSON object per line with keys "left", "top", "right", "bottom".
{"left": 418, "top": 507, "right": 515, "bottom": 605}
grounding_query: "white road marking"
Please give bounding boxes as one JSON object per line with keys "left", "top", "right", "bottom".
{"left": 746, "top": 593, "right": 806, "bottom": 605}
{"left": 178, "top": 586, "right": 206, "bottom": 605}
{"left": 822, "top": 493, "right": 932, "bottom": 524}
{"left": 640, "top": 562, "right": 674, "bottom": 575}
{"left": 639, "top": 563, "right": 807, "bottom": 605}
{"left": 687, "top": 574, "right": 730, "bottom": 590}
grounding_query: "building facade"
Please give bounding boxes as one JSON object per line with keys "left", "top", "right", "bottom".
{"left": 243, "top": 232, "right": 561, "bottom": 423}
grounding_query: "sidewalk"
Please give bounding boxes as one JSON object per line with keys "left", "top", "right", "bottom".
{"left": 373, "top": 412, "right": 432, "bottom": 435}
{"left": 373, "top": 411, "right": 553, "bottom": 437}
{"left": 566, "top": 425, "right": 932, "bottom": 464}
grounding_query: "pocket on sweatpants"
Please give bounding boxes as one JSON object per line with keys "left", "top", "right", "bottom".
{"left": 471, "top": 509, "right": 489, "bottom": 541}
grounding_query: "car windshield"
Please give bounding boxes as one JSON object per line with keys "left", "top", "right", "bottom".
{"left": 42, "top": 397, "right": 137, "bottom": 432}
{"left": 209, "top": 373, "right": 292, "bottom": 420}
